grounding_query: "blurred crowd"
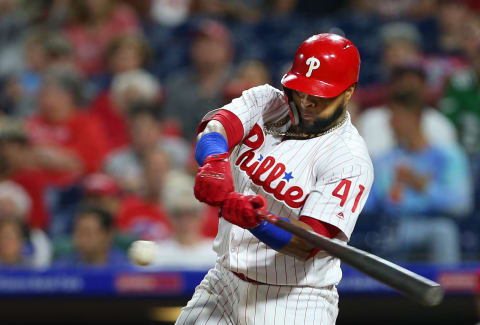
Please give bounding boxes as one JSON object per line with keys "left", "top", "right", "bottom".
{"left": 0, "top": 0, "right": 479, "bottom": 270}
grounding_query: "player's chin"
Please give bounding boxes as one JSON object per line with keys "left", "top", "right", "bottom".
{"left": 299, "top": 119, "right": 326, "bottom": 134}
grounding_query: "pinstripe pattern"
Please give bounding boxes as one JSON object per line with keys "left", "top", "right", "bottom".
{"left": 207, "top": 85, "right": 374, "bottom": 288}
{"left": 176, "top": 264, "right": 338, "bottom": 325}
{"left": 182, "top": 84, "right": 372, "bottom": 323}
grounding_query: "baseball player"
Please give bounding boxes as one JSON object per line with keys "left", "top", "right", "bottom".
{"left": 177, "top": 33, "right": 374, "bottom": 325}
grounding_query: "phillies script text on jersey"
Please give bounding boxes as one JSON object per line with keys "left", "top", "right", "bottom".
{"left": 235, "top": 124, "right": 306, "bottom": 209}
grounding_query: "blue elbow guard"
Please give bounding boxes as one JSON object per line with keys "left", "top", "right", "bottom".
{"left": 250, "top": 217, "right": 293, "bottom": 250}
{"left": 195, "top": 132, "right": 228, "bottom": 166}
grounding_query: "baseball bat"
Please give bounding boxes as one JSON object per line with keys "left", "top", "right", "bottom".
{"left": 258, "top": 212, "right": 444, "bottom": 306}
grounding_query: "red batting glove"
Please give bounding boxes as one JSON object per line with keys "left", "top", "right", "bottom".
{"left": 221, "top": 193, "right": 267, "bottom": 229}
{"left": 194, "top": 153, "right": 234, "bottom": 206}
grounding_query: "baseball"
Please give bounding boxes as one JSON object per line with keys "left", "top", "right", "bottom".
{"left": 128, "top": 240, "right": 158, "bottom": 266}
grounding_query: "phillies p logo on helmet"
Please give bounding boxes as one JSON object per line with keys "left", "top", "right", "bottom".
{"left": 305, "top": 56, "right": 320, "bottom": 77}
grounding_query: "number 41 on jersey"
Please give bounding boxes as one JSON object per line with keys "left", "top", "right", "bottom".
{"left": 332, "top": 179, "right": 365, "bottom": 213}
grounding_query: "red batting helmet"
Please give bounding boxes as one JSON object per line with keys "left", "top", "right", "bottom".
{"left": 281, "top": 33, "right": 360, "bottom": 124}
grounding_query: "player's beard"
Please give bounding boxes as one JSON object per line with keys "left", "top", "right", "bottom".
{"left": 298, "top": 101, "right": 346, "bottom": 135}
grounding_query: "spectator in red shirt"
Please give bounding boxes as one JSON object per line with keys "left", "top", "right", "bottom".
{"left": 90, "top": 69, "right": 162, "bottom": 152}
{"left": 65, "top": 0, "right": 140, "bottom": 77}
{"left": 25, "top": 68, "right": 110, "bottom": 176}
{"left": 116, "top": 147, "right": 172, "bottom": 241}
{"left": 0, "top": 119, "right": 78, "bottom": 230}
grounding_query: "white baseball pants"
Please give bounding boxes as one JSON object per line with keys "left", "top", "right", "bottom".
{"left": 176, "top": 264, "right": 339, "bottom": 325}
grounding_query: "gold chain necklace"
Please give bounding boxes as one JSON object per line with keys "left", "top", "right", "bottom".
{"left": 264, "top": 114, "right": 348, "bottom": 139}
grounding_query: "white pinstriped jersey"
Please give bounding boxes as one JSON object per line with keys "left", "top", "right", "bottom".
{"left": 203, "top": 84, "right": 374, "bottom": 288}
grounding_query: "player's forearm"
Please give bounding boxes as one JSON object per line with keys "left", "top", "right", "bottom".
{"left": 278, "top": 219, "right": 316, "bottom": 260}
{"left": 195, "top": 119, "right": 230, "bottom": 167}
{"left": 248, "top": 211, "right": 333, "bottom": 260}
{"left": 197, "top": 120, "right": 228, "bottom": 142}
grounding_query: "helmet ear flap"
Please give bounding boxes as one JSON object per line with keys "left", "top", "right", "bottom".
{"left": 283, "top": 87, "right": 300, "bottom": 126}
{"left": 289, "top": 101, "right": 300, "bottom": 126}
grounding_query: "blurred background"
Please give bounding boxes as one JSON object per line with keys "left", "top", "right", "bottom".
{"left": 0, "top": 0, "right": 478, "bottom": 324}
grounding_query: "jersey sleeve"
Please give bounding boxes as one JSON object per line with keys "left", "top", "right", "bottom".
{"left": 300, "top": 161, "right": 374, "bottom": 241}
{"left": 199, "top": 84, "right": 288, "bottom": 142}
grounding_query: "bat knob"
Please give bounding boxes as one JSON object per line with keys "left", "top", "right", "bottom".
{"left": 422, "top": 285, "right": 444, "bottom": 307}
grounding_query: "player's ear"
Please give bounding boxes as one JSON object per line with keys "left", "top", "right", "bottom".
{"left": 343, "top": 84, "right": 356, "bottom": 104}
